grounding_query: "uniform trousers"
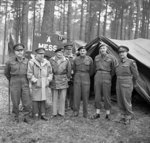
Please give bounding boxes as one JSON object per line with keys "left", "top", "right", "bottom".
{"left": 10, "top": 76, "right": 31, "bottom": 116}
{"left": 73, "top": 72, "right": 90, "bottom": 117}
{"left": 66, "top": 82, "right": 74, "bottom": 109}
{"left": 94, "top": 71, "right": 111, "bottom": 110}
{"left": 52, "top": 89, "right": 67, "bottom": 116}
{"left": 116, "top": 76, "right": 133, "bottom": 116}
{"left": 32, "top": 101, "right": 46, "bottom": 115}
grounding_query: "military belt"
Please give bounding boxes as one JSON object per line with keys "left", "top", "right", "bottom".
{"left": 117, "top": 76, "right": 133, "bottom": 79}
{"left": 76, "top": 71, "right": 89, "bottom": 73}
{"left": 11, "top": 74, "right": 27, "bottom": 78}
{"left": 96, "top": 70, "right": 110, "bottom": 74}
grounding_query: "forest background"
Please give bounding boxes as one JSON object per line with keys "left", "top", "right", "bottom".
{"left": 0, "top": 0, "right": 150, "bottom": 63}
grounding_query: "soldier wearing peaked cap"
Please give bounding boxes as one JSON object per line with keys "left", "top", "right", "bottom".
{"left": 91, "top": 43, "right": 118, "bottom": 120}
{"left": 4, "top": 43, "right": 32, "bottom": 122}
{"left": 115, "top": 45, "right": 139, "bottom": 124}
{"left": 50, "top": 47, "right": 71, "bottom": 117}
{"left": 54, "top": 47, "right": 64, "bottom": 53}
{"left": 27, "top": 47, "right": 53, "bottom": 121}
{"left": 64, "top": 43, "right": 75, "bottom": 110}
{"left": 64, "top": 43, "right": 73, "bottom": 49}
{"left": 72, "top": 46, "right": 93, "bottom": 118}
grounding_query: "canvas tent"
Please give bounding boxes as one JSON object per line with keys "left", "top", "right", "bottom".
{"left": 85, "top": 37, "right": 150, "bottom": 104}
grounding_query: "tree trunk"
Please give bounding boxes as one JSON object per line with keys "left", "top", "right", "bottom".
{"left": 79, "top": 0, "right": 84, "bottom": 40}
{"left": 97, "top": 0, "right": 102, "bottom": 37}
{"left": 103, "top": 0, "right": 109, "bottom": 36}
{"left": 2, "top": 0, "right": 8, "bottom": 64}
{"left": 59, "top": 0, "right": 63, "bottom": 32}
{"left": 128, "top": 3, "right": 133, "bottom": 39}
{"left": 62, "top": 0, "right": 66, "bottom": 35}
{"left": 85, "top": 0, "right": 91, "bottom": 42}
{"left": 97, "top": 10, "right": 101, "bottom": 37}
{"left": 146, "top": 12, "right": 150, "bottom": 38}
{"left": 41, "top": 0, "right": 55, "bottom": 35}
{"left": 120, "top": 7, "right": 124, "bottom": 40}
{"left": 21, "top": 0, "right": 29, "bottom": 49}
{"left": 89, "top": 13, "right": 97, "bottom": 41}
{"left": 114, "top": 8, "right": 119, "bottom": 39}
{"left": 145, "top": 0, "right": 150, "bottom": 38}
{"left": 32, "top": 0, "right": 36, "bottom": 50}
{"left": 13, "top": 0, "right": 22, "bottom": 43}
{"left": 134, "top": 0, "right": 141, "bottom": 39}
{"left": 37, "top": 4, "right": 42, "bottom": 33}
{"left": 67, "top": 1, "right": 72, "bottom": 42}
{"left": 141, "top": 0, "right": 147, "bottom": 38}
{"left": 72, "top": 2, "right": 77, "bottom": 40}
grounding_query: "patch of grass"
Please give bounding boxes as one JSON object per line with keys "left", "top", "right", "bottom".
{"left": 0, "top": 75, "right": 150, "bottom": 143}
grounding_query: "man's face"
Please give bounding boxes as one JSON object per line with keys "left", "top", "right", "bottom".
{"left": 14, "top": 46, "right": 24, "bottom": 58}
{"left": 79, "top": 49, "right": 87, "bottom": 57}
{"left": 64, "top": 47, "right": 72, "bottom": 55}
{"left": 99, "top": 46, "right": 107, "bottom": 55}
{"left": 56, "top": 51, "right": 63, "bottom": 58}
{"left": 36, "top": 53, "right": 44, "bottom": 61}
{"left": 119, "top": 51, "right": 127, "bottom": 59}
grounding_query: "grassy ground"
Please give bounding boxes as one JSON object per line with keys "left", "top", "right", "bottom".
{"left": 0, "top": 75, "right": 150, "bottom": 143}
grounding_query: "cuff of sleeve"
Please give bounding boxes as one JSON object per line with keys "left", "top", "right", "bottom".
{"left": 48, "top": 74, "right": 53, "bottom": 81}
{"left": 31, "top": 77, "right": 38, "bottom": 83}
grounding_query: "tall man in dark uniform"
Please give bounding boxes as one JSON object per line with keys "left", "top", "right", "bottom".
{"left": 64, "top": 43, "right": 75, "bottom": 110}
{"left": 116, "top": 46, "right": 139, "bottom": 124}
{"left": 73, "top": 46, "right": 93, "bottom": 118}
{"left": 91, "top": 43, "right": 118, "bottom": 120}
{"left": 4, "top": 44, "right": 32, "bottom": 122}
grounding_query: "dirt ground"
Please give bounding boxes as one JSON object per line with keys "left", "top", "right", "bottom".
{"left": 0, "top": 75, "right": 150, "bottom": 143}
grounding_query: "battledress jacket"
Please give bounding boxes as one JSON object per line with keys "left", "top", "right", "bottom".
{"left": 50, "top": 56, "right": 71, "bottom": 89}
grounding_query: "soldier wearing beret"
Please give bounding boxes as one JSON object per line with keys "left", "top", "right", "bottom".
{"left": 4, "top": 43, "right": 32, "bottom": 122}
{"left": 91, "top": 43, "right": 118, "bottom": 120}
{"left": 64, "top": 43, "right": 75, "bottom": 110}
{"left": 27, "top": 47, "right": 53, "bottom": 121}
{"left": 72, "top": 46, "right": 93, "bottom": 118}
{"left": 116, "top": 46, "right": 139, "bottom": 124}
{"left": 50, "top": 48, "right": 71, "bottom": 117}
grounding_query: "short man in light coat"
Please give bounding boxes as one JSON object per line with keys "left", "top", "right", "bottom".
{"left": 27, "top": 47, "right": 53, "bottom": 121}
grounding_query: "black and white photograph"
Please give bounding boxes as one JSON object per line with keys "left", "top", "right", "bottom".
{"left": 0, "top": 0, "right": 150, "bottom": 142}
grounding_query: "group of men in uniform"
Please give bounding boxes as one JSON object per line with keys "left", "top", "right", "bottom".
{"left": 4, "top": 42, "right": 139, "bottom": 125}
